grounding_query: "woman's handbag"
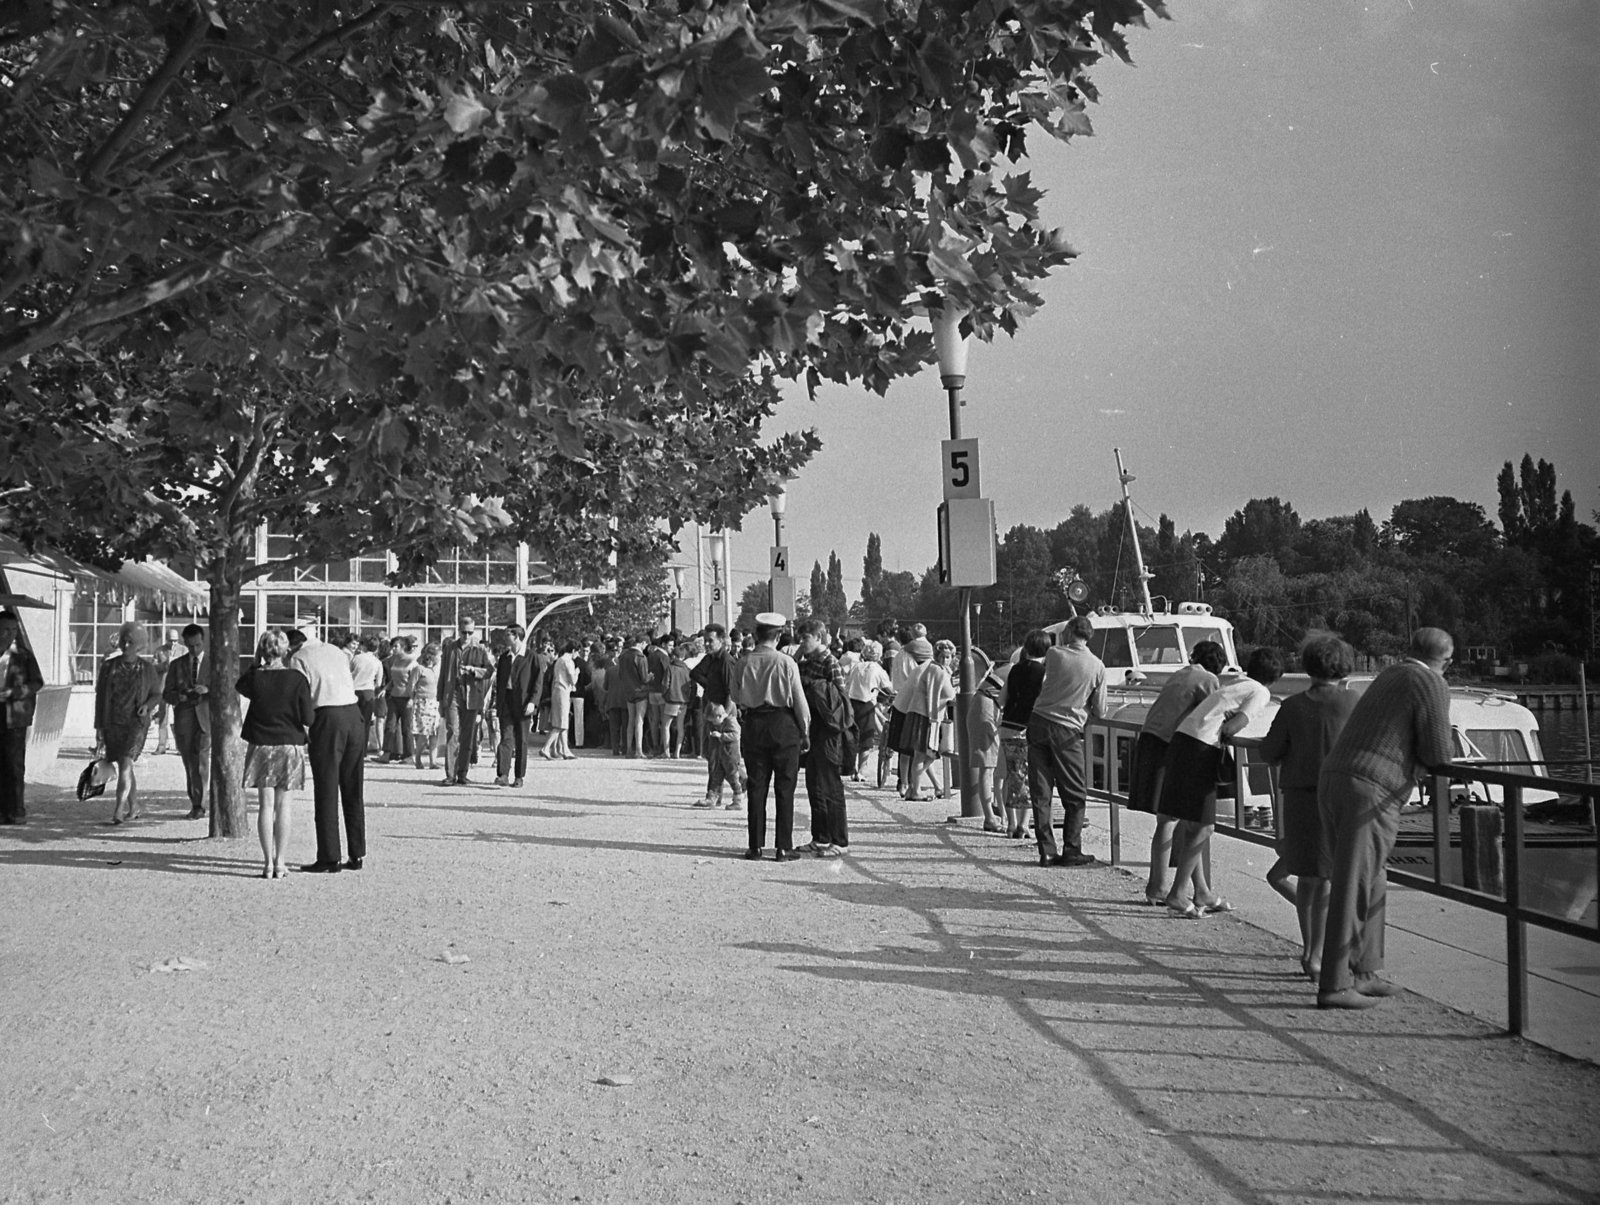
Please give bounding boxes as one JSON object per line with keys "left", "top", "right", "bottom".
{"left": 76, "top": 757, "right": 114, "bottom": 801}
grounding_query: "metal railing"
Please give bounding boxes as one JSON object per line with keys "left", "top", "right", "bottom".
{"left": 1080, "top": 715, "right": 1600, "bottom": 1036}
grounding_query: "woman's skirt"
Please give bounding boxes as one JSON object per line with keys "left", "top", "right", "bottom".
{"left": 999, "top": 729, "right": 1029, "bottom": 814}
{"left": 884, "top": 707, "right": 908, "bottom": 755}
{"left": 896, "top": 711, "right": 934, "bottom": 756}
{"left": 412, "top": 696, "right": 441, "bottom": 741}
{"left": 1125, "top": 731, "right": 1170, "bottom": 814}
{"left": 851, "top": 699, "right": 881, "bottom": 751}
{"left": 1156, "top": 731, "right": 1222, "bottom": 825}
{"left": 965, "top": 695, "right": 1000, "bottom": 769}
{"left": 242, "top": 743, "right": 307, "bottom": 791}
{"left": 550, "top": 685, "right": 572, "bottom": 732}
{"left": 101, "top": 721, "right": 151, "bottom": 763}
{"left": 1277, "top": 786, "right": 1325, "bottom": 877}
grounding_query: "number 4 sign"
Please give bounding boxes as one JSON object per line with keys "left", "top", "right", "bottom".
{"left": 771, "top": 546, "right": 789, "bottom": 574}
{"left": 942, "top": 439, "right": 980, "bottom": 499}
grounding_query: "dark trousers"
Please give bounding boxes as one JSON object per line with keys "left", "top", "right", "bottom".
{"left": 496, "top": 715, "right": 528, "bottom": 780}
{"left": 0, "top": 727, "right": 25, "bottom": 822}
{"left": 454, "top": 703, "right": 481, "bottom": 781}
{"left": 1319, "top": 774, "right": 1401, "bottom": 995}
{"left": 1027, "top": 716, "right": 1086, "bottom": 859}
{"left": 805, "top": 754, "right": 848, "bottom": 847}
{"left": 309, "top": 704, "right": 366, "bottom": 864}
{"left": 743, "top": 709, "right": 801, "bottom": 853}
{"left": 384, "top": 696, "right": 412, "bottom": 758}
{"left": 609, "top": 707, "right": 628, "bottom": 754}
{"left": 173, "top": 709, "right": 210, "bottom": 814}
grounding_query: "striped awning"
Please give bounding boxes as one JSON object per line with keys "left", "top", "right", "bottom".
{"left": 0, "top": 534, "right": 208, "bottom": 610}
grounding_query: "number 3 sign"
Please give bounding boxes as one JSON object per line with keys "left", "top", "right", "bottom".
{"left": 942, "top": 439, "right": 980, "bottom": 499}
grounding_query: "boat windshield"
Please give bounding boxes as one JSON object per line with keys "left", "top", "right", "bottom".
{"left": 1182, "top": 625, "right": 1230, "bottom": 662}
{"left": 1133, "top": 626, "right": 1184, "bottom": 666}
{"left": 1465, "top": 728, "right": 1532, "bottom": 765}
{"left": 1088, "top": 628, "right": 1134, "bottom": 667}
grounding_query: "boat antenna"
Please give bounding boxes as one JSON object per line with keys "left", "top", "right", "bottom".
{"left": 1114, "top": 448, "right": 1154, "bottom": 618}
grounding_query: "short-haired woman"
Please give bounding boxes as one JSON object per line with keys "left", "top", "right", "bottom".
{"left": 407, "top": 643, "right": 443, "bottom": 770}
{"left": 902, "top": 640, "right": 957, "bottom": 802}
{"left": 1259, "top": 635, "right": 1359, "bottom": 980}
{"left": 238, "top": 629, "right": 315, "bottom": 878}
{"left": 95, "top": 621, "right": 164, "bottom": 824}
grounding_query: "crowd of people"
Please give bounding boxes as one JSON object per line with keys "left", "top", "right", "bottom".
{"left": 0, "top": 602, "right": 1460, "bottom": 1009}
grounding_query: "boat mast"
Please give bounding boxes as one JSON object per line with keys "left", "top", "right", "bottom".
{"left": 1114, "top": 448, "right": 1154, "bottom": 617}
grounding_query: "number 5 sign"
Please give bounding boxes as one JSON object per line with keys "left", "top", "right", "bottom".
{"left": 942, "top": 439, "right": 980, "bottom": 499}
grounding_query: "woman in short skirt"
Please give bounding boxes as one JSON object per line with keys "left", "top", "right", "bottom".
{"left": 407, "top": 643, "right": 443, "bottom": 770}
{"left": 237, "top": 629, "right": 314, "bottom": 879}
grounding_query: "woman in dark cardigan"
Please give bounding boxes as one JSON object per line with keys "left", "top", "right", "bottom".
{"left": 238, "top": 628, "right": 315, "bottom": 879}
{"left": 1258, "top": 636, "right": 1359, "bottom": 982}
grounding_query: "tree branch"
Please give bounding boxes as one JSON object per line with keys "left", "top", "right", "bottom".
{"left": 79, "top": 3, "right": 214, "bottom": 185}
{"left": 0, "top": 218, "right": 298, "bottom": 371}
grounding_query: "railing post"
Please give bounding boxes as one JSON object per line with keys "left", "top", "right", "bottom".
{"left": 1109, "top": 729, "right": 1121, "bottom": 867}
{"left": 1431, "top": 771, "right": 1451, "bottom": 886}
{"left": 1504, "top": 782, "right": 1527, "bottom": 1036}
{"left": 1233, "top": 741, "right": 1246, "bottom": 830}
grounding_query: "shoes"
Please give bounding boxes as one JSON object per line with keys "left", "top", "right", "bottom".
{"left": 440, "top": 776, "right": 456, "bottom": 785}
{"left": 1317, "top": 988, "right": 1381, "bottom": 1010}
{"left": 1300, "top": 957, "right": 1321, "bottom": 984}
{"left": 513, "top": 778, "right": 524, "bottom": 788}
{"left": 186, "top": 807, "right": 206, "bottom": 820}
{"left": 342, "top": 857, "right": 363, "bottom": 871}
{"left": 725, "top": 801, "right": 743, "bottom": 811}
{"left": 816, "top": 844, "right": 844, "bottom": 858}
{"left": 1050, "top": 853, "right": 1097, "bottom": 868}
{"left": 377, "top": 755, "right": 391, "bottom": 764}
{"left": 691, "top": 799, "right": 716, "bottom": 809}
{"left": 742, "top": 849, "right": 764, "bottom": 861}
{"left": 1143, "top": 891, "right": 1168, "bottom": 907}
{"left": 1167, "top": 900, "right": 1202, "bottom": 920}
{"left": 774, "top": 849, "right": 801, "bottom": 862}
{"left": 1198, "top": 898, "right": 1234, "bottom": 915}
{"left": 493, "top": 776, "right": 509, "bottom": 787}
{"left": 797, "top": 841, "right": 821, "bottom": 853}
{"left": 981, "top": 819, "right": 1003, "bottom": 833}
{"left": 563, "top": 754, "right": 577, "bottom": 760}
{"left": 300, "top": 861, "right": 342, "bottom": 874}
{"left": 0, "top": 816, "right": 24, "bottom": 826}
{"left": 1354, "top": 976, "right": 1401, "bottom": 998}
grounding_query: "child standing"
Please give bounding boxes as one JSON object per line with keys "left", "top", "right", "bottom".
{"left": 696, "top": 701, "right": 746, "bottom": 811}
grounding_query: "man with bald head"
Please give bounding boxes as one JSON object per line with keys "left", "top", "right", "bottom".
{"left": 1316, "top": 627, "right": 1455, "bottom": 1009}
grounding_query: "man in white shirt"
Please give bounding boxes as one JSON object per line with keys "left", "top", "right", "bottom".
{"left": 290, "top": 627, "right": 366, "bottom": 873}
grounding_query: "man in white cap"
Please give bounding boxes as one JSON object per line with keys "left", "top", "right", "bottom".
{"left": 289, "top": 625, "right": 366, "bottom": 872}
{"left": 732, "top": 612, "right": 810, "bottom": 861}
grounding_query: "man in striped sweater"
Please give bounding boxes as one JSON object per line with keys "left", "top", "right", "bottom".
{"left": 1316, "top": 628, "right": 1455, "bottom": 1009}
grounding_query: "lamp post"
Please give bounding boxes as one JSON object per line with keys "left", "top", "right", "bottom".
{"left": 769, "top": 485, "right": 794, "bottom": 619}
{"left": 973, "top": 601, "right": 983, "bottom": 650}
{"left": 934, "top": 303, "right": 981, "bottom": 820}
{"left": 707, "top": 532, "right": 728, "bottom": 629}
{"left": 995, "top": 599, "right": 1005, "bottom": 649}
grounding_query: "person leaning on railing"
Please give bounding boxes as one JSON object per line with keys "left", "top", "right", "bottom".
{"left": 1315, "top": 628, "right": 1455, "bottom": 1010}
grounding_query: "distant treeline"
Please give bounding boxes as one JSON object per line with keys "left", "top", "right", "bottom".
{"left": 767, "top": 455, "right": 1596, "bottom": 677}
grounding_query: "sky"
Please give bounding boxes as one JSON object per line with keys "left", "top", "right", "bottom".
{"left": 698, "top": 0, "right": 1598, "bottom": 606}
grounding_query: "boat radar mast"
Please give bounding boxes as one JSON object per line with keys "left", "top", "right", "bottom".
{"left": 1114, "top": 447, "right": 1154, "bottom": 617}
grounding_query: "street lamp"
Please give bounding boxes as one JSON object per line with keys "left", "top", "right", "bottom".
{"left": 935, "top": 301, "right": 981, "bottom": 820}
{"left": 707, "top": 532, "right": 728, "bottom": 628}
{"left": 769, "top": 485, "right": 793, "bottom": 618}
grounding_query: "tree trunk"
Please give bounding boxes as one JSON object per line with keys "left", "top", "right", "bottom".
{"left": 206, "top": 538, "right": 250, "bottom": 838}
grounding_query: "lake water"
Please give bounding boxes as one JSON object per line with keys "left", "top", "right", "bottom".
{"left": 1536, "top": 705, "right": 1598, "bottom": 773}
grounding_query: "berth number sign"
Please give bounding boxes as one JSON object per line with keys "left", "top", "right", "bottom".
{"left": 942, "top": 439, "right": 980, "bottom": 499}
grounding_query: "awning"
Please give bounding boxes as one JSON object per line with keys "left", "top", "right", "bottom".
{"left": 0, "top": 534, "right": 208, "bottom": 611}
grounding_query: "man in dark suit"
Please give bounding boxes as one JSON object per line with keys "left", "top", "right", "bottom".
{"left": 494, "top": 624, "right": 536, "bottom": 787}
{"left": 447, "top": 620, "right": 494, "bottom": 785}
{"left": 161, "top": 623, "right": 212, "bottom": 819}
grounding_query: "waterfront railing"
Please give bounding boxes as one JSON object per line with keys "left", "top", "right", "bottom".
{"left": 1080, "top": 715, "right": 1599, "bottom": 1037}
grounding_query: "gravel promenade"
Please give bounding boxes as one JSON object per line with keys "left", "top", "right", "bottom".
{"left": 4, "top": 749, "right": 1598, "bottom": 1205}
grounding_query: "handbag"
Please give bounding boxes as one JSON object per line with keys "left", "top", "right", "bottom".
{"left": 76, "top": 757, "right": 114, "bottom": 801}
